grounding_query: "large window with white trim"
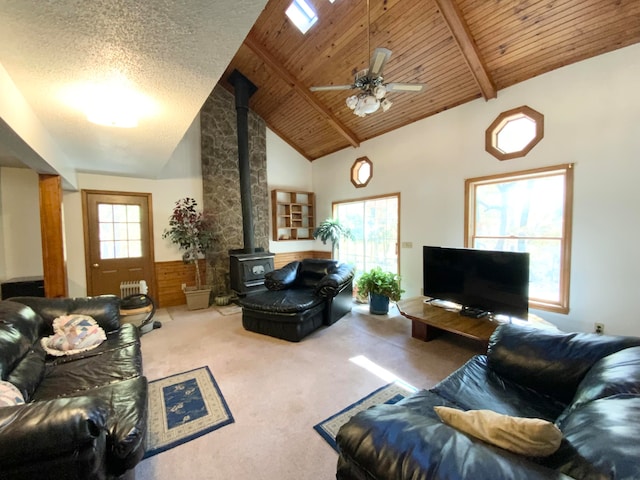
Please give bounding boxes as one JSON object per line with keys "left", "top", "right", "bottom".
{"left": 465, "top": 164, "right": 573, "bottom": 313}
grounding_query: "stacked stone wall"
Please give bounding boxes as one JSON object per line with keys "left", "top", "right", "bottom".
{"left": 200, "top": 85, "right": 269, "bottom": 295}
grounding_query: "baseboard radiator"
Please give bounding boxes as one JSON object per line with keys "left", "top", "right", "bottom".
{"left": 119, "top": 280, "right": 149, "bottom": 297}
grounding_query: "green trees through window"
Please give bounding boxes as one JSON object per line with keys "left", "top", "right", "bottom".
{"left": 466, "top": 165, "right": 573, "bottom": 313}
{"left": 333, "top": 194, "right": 400, "bottom": 276}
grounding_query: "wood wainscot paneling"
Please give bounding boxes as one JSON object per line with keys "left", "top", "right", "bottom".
{"left": 274, "top": 251, "right": 332, "bottom": 269}
{"left": 155, "top": 259, "right": 206, "bottom": 308}
{"left": 158, "top": 253, "right": 333, "bottom": 306}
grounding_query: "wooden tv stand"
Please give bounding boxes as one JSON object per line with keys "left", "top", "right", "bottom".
{"left": 397, "top": 297, "right": 553, "bottom": 349}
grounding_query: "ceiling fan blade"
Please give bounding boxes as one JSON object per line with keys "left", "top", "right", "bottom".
{"left": 369, "top": 48, "right": 392, "bottom": 77}
{"left": 385, "top": 82, "right": 425, "bottom": 92}
{"left": 309, "top": 84, "right": 355, "bottom": 91}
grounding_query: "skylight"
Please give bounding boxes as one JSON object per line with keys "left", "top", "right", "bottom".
{"left": 286, "top": 0, "right": 318, "bottom": 34}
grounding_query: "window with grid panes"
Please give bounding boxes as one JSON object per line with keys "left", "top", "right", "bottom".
{"left": 465, "top": 164, "right": 573, "bottom": 313}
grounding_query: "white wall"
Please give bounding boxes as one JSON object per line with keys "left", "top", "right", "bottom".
{"left": 63, "top": 117, "right": 203, "bottom": 296}
{"left": 266, "top": 128, "right": 314, "bottom": 254}
{"left": 0, "top": 115, "right": 313, "bottom": 295}
{"left": 312, "top": 43, "right": 640, "bottom": 336}
{"left": 0, "top": 64, "right": 77, "bottom": 189}
{"left": 0, "top": 167, "right": 43, "bottom": 281}
{"left": 4, "top": 45, "right": 639, "bottom": 336}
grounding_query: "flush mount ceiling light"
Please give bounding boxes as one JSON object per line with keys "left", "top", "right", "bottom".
{"left": 310, "top": 1, "right": 424, "bottom": 116}
{"left": 59, "top": 73, "right": 157, "bottom": 128}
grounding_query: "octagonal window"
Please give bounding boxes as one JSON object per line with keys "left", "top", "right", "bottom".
{"left": 351, "top": 156, "right": 372, "bottom": 188}
{"left": 486, "top": 106, "right": 544, "bottom": 161}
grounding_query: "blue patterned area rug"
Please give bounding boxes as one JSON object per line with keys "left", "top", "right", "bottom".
{"left": 314, "top": 381, "right": 418, "bottom": 452}
{"left": 144, "top": 366, "right": 234, "bottom": 458}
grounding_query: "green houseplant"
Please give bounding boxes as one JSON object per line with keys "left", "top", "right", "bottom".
{"left": 356, "top": 267, "right": 404, "bottom": 314}
{"left": 313, "top": 218, "right": 353, "bottom": 258}
{"left": 162, "top": 198, "right": 216, "bottom": 310}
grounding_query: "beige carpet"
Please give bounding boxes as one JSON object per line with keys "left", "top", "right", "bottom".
{"left": 135, "top": 302, "right": 484, "bottom": 479}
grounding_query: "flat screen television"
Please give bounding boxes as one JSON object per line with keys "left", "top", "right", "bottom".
{"left": 423, "top": 246, "right": 530, "bottom": 318}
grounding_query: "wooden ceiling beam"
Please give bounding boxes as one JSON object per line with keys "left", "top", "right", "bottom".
{"left": 434, "top": 0, "right": 497, "bottom": 100}
{"left": 244, "top": 34, "right": 360, "bottom": 149}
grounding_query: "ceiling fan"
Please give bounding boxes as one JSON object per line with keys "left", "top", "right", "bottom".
{"left": 309, "top": 47, "right": 425, "bottom": 117}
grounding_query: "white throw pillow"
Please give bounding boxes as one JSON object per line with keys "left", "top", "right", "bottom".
{"left": 41, "top": 314, "right": 106, "bottom": 356}
{"left": 0, "top": 381, "right": 25, "bottom": 407}
{"left": 434, "top": 406, "right": 562, "bottom": 456}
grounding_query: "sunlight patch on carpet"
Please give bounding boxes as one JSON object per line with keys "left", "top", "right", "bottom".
{"left": 144, "top": 366, "right": 234, "bottom": 458}
{"left": 314, "top": 381, "right": 418, "bottom": 452}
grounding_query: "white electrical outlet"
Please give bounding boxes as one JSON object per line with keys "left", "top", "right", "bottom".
{"left": 594, "top": 323, "right": 604, "bottom": 334}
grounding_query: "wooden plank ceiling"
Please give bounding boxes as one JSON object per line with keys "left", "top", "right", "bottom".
{"left": 221, "top": 0, "right": 640, "bottom": 161}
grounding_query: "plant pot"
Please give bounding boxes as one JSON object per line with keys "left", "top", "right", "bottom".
{"left": 214, "top": 294, "right": 232, "bottom": 306}
{"left": 184, "top": 286, "right": 212, "bottom": 310}
{"left": 369, "top": 293, "right": 390, "bottom": 315}
{"left": 353, "top": 285, "right": 368, "bottom": 304}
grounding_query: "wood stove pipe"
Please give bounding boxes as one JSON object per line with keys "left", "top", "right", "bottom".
{"left": 228, "top": 70, "right": 258, "bottom": 253}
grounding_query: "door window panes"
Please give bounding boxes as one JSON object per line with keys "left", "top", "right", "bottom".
{"left": 98, "top": 203, "right": 142, "bottom": 259}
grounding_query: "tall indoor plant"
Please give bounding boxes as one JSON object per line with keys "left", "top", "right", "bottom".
{"left": 163, "top": 198, "right": 216, "bottom": 309}
{"left": 356, "top": 267, "right": 404, "bottom": 314}
{"left": 313, "top": 218, "right": 353, "bottom": 258}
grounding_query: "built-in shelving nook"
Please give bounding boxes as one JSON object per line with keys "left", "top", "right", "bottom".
{"left": 271, "top": 190, "right": 315, "bottom": 241}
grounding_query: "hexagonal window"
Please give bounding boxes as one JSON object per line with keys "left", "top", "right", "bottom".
{"left": 351, "top": 156, "right": 372, "bottom": 188}
{"left": 486, "top": 106, "right": 544, "bottom": 161}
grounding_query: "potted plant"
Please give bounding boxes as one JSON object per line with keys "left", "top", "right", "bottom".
{"left": 163, "top": 198, "right": 216, "bottom": 310}
{"left": 313, "top": 218, "right": 353, "bottom": 258}
{"left": 356, "top": 267, "right": 404, "bottom": 315}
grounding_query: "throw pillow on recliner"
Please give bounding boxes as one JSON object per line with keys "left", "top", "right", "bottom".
{"left": 434, "top": 406, "right": 562, "bottom": 456}
{"left": 41, "top": 314, "right": 106, "bottom": 356}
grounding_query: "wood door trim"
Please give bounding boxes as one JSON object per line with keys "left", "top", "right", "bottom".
{"left": 81, "top": 190, "right": 156, "bottom": 297}
{"left": 39, "top": 174, "right": 68, "bottom": 297}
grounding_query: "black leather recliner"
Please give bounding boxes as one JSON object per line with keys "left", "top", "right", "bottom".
{"left": 240, "top": 259, "right": 355, "bottom": 342}
{"left": 0, "top": 296, "right": 147, "bottom": 480}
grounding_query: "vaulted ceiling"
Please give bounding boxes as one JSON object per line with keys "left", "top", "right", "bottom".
{"left": 0, "top": 0, "right": 638, "bottom": 183}
{"left": 221, "top": 0, "right": 640, "bottom": 160}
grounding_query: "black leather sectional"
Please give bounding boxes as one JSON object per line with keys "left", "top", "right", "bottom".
{"left": 0, "top": 296, "right": 147, "bottom": 480}
{"left": 240, "top": 259, "right": 355, "bottom": 341}
{"left": 336, "top": 323, "right": 640, "bottom": 480}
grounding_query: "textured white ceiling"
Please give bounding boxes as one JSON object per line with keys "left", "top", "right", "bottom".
{"left": 0, "top": 0, "right": 267, "bottom": 182}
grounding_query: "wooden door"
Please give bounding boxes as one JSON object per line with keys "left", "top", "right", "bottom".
{"left": 82, "top": 190, "right": 155, "bottom": 297}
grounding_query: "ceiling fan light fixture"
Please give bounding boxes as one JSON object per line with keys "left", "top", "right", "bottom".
{"left": 355, "top": 94, "right": 380, "bottom": 116}
{"left": 381, "top": 98, "right": 393, "bottom": 112}
{"left": 373, "top": 85, "right": 386, "bottom": 99}
{"left": 369, "top": 48, "right": 392, "bottom": 76}
{"left": 346, "top": 95, "right": 359, "bottom": 109}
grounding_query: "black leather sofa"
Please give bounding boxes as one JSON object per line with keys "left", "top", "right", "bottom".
{"left": 0, "top": 296, "right": 147, "bottom": 480}
{"left": 336, "top": 323, "right": 640, "bottom": 480}
{"left": 240, "top": 259, "right": 355, "bottom": 341}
